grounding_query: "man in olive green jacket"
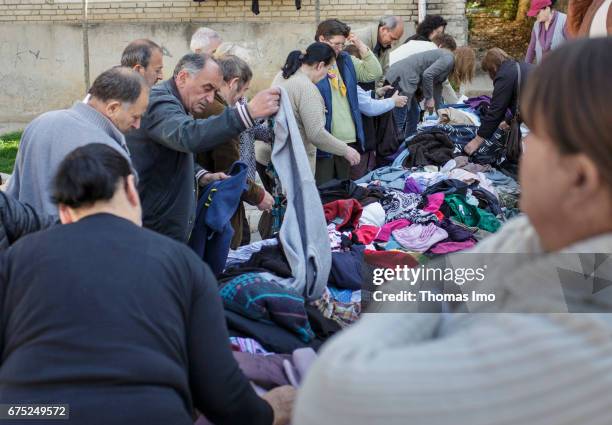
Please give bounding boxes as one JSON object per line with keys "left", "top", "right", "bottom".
{"left": 353, "top": 16, "right": 406, "bottom": 81}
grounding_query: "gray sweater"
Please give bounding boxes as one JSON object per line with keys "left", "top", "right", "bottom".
{"left": 6, "top": 102, "right": 131, "bottom": 217}
{"left": 294, "top": 216, "right": 612, "bottom": 425}
{"left": 271, "top": 86, "right": 332, "bottom": 301}
{"left": 385, "top": 48, "right": 454, "bottom": 108}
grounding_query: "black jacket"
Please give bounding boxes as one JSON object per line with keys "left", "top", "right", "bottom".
{"left": 126, "top": 79, "right": 254, "bottom": 242}
{"left": 0, "top": 213, "right": 272, "bottom": 425}
{"left": 0, "top": 191, "right": 55, "bottom": 251}
{"left": 477, "top": 60, "right": 534, "bottom": 139}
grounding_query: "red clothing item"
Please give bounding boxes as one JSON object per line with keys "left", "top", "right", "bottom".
{"left": 324, "top": 199, "right": 363, "bottom": 230}
{"left": 353, "top": 225, "right": 380, "bottom": 245}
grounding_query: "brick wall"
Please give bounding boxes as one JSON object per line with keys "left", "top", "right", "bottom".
{"left": 0, "top": 0, "right": 466, "bottom": 40}
{"left": 0, "top": 0, "right": 467, "bottom": 121}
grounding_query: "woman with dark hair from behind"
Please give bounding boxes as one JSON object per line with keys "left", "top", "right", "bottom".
{"left": 464, "top": 47, "right": 534, "bottom": 158}
{"left": 256, "top": 42, "right": 360, "bottom": 177}
{"left": 405, "top": 14, "right": 448, "bottom": 42}
{"left": 0, "top": 143, "right": 295, "bottom": 425}
{"left": 293, "top": 38, "right": 612, "bottom": 425}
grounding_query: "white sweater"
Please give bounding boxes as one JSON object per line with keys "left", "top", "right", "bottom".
{"left": 293, "top": 216, "right": 612, "bottom": 425}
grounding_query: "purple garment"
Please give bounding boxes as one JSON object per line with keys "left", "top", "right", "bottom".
{"left": 438, "top": 218, "right": 476, "bottom": 242}
{"left": 464, "top": 95, "right": 492, "bottom": 110}
{"left": 233, "top": 351, "right": 292, "bottom": 390}
{"left": 525, "top": 11, "right": 568, "bottom": 63}
{"left": 283, "top": 347, "right": 317, "bottom": 387}
{"left": 376, "top": 219, "right": 411, "bottom": 242}
{"left": 429, "top": 239, "right": 476, "bottom": 254}
{"left": 465, "top": 96, "right": 512, "bottom": 121}
{"left": 392, "top": 223, "right": 449, "bottom": 253}
{"left": 404, "top": 177, "right": 424, "bottom": 194}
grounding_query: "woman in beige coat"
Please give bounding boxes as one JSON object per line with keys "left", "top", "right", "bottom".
{"left": 256, "top": 42, "right": 360, "bottom": 176}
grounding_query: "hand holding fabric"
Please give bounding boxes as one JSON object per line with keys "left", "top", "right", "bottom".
{"left": 464, "top": 136, "right": 485, "bottom": 156}
{"left": 257, "top": 191, "right": 274, "bottom": 211}
{"left": 199, "top": 172, "right": 229, "bottom": 186}
{"left": 376, "top": 85, "right": 394, "bottom": 97}
{"left": 248, "top": 88, "right": 281, "bottom": 119}
{"left": 424, "top": 98, "right": 435, "bottom": 112}
{"left": 391, "top": 90, "right": 408, "bottom": 108}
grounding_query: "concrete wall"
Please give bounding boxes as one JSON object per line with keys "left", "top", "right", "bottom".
{"left": 0, "top": 0, "right": 468, "bottom": 124}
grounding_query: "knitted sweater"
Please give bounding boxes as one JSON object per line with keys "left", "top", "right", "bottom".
{"left": 269, "top": 70, "right": 348, "bottom": 174}
{"left": 294, "top": 215, "right": 612, "bottom": 425}
{"left": 7, "top": 102, "right": 131, "bottom": 217}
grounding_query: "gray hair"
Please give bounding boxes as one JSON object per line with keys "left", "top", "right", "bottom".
{"left": 379, "top": 15, "right": 402, "bottom": 30}
{"left": 173, "top": 53, "right": 214, "bottom": 78}
{"left": 190, "top": 27, "right": 222, "bottom": 53}
{"left": 214, "top": 42, "right": 252, "bottom": 64}
{"left": 216, "top": 54, "right": 253, "bottom": 89}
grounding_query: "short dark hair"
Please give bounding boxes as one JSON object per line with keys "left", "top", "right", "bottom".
{"left": 52, "top": 144, "right": 132, "bottom": 208}
{"left": 88, "top": 66, "right": 146, "bottom": 104}
{"left": 282, "top": 42, "right": 336, "bottom": 79}
{"left": 120, "top": 39, "right": 162, "bottom": 69}
{"left": 173, "top": 53, "right": 214, "bottom": 78}
{"left": 410, "top": 15, "right": 448, "bottom": 41}
{"left": 522, "top": 37, "right": 612, "bottom": 188}
{"left": 315, "top": 19, "right": 351, "bottom": 41}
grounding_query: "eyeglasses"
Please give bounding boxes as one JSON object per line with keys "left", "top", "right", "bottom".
{"left": 326, "top": 39, "right": 346, "bottom": 48}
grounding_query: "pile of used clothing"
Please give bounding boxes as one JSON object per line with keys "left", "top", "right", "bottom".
{"left": 206, "top": 93, "right": 521, "bottom": 374}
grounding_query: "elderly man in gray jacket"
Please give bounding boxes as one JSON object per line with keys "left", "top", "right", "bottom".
{"left": 126, "top": 53, "right": 280, "bottom": 242}
{"left": 7, "top": 67, "right": 149, "bottom": 217}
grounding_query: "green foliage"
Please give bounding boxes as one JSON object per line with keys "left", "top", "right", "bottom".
{"left": 0, "top": 131, "right": 22, "bottom": 174}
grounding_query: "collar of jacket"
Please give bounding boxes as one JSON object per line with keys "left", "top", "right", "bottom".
{"left": 372, "top": 24, "right": 390, "bottom": 55}
{"left": 316, "top": 51, "right": 365, "bottom": 154}
{"left": 165, "top": 77, "right": 190, "bottom": 112}
{"left": 70, "top": 101, "right": 128, "bottom": 153}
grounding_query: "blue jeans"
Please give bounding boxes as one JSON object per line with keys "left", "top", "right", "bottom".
{"left": 393, "top": 96, "right": 420, "bottom": 141}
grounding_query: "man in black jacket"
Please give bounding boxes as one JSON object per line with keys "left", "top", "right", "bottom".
{"left": 127, "top": 53, "right": 280, "bottom": 242}
{"left": 0, "top": 191, "right": 55, "bottom": 250}
{"left": 0, "top": 143, "right": 294, "bottom": 425}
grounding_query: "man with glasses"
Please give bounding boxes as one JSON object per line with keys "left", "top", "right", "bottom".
{"left": 354, "top": 15, "right": 405, "bottom": 79}
{"left": 314, "top": 19, "right": 383, "bottom": 184}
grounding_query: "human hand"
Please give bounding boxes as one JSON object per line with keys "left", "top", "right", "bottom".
{"left": 247, "top": 87, "right": 281, "bottom": 119}
{"left": 347, "top": 32, "right": 368, "bottom": 55}
{"left": 199, "top": 172, "right": 229, "bottom": 186}
{"left": 375, "top": 85, "right": 393, "bottom": 97}
{"left": 424, "top": 98, "right": 435, "bottom": 112}
{"left": 344, "top": 146, "right": 361, "bottom": 166}
{"left": 257, "top": 191, "right": 274, "bottom": 211}
{"left": 391, "top": 90, "right": 408, "bottom": 108}
{"left": 499, "top": 121, "right": 510, "bottom": 131}
{"left": 261, "top": 385, "right": 296, "bottom": 425}
{"left": 464, "top": 136, "right": 484, "bottom": 155}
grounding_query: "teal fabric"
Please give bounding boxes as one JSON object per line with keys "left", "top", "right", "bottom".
{"left": 445, "top": 194, "right": 501, "bottom": 233}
